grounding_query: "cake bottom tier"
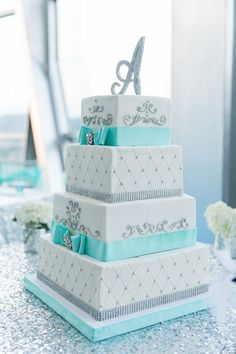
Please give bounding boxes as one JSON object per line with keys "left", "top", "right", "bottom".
{"left": 37, "top": 235, "right": 209, "bottom": 322}
{"left": 24, "top": 274, "right": 210, "bottom": 342}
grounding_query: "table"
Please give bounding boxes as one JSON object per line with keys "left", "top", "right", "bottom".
{"left": 1, "top": 241, "right": 236, "bottom": 354}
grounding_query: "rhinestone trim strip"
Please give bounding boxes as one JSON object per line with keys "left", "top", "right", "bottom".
{"left": 37, "top": 271, "right": 209, "bottom": 322}
{"left": 65, "top": 187, "right": 183, "bottom": 203}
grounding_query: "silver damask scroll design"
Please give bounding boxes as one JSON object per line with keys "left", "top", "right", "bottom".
{"left": 122, "top": 218, "right": 189, "bottom": 239}
{"left": 123, "top": 100, "right": 167, "bottom": 126}
{"left": 138, "top": 100, "right": 157, "bottom": 116}
{"left": 56, "top": 200, "right": 100, "bottom": 238}
{"left": 88, "top": 105, "right": 104, "bottom": 114}
{"left": 56, "top": 200, "right": 81, "bottom": 230}
{"left": 83, "top": 113, "right": 113, "bottom": 127}
{"left": 77, "top": 224, "right": 100, "bottom": 238}
{"left": 83, "top": 100, "right": 113, "bottom": 126}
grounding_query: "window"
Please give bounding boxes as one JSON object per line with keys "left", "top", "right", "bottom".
{"left": 57, "top": 0, "right": 171, "bottom": 119}
{"left": 0, "top": 1, "right": 29, "bottom": 161}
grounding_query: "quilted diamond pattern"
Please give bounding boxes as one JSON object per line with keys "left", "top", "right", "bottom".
{"left": 65, "top": 145, "right": 183, "bottom": 200}
{"left": 38, "top": 236, "right": 209, "bottom": 311}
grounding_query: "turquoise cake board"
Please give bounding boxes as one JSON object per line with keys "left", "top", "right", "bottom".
{"left": 24, "top": 274, "right": 210, "bottom": 342}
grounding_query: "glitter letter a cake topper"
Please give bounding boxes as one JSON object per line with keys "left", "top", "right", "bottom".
{"left": 111, "top": 36, "right": 145, "bottom": 95}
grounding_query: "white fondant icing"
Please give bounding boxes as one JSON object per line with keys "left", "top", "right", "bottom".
{"left": 52, "top": 193, "right": 196, "bottom": 242}
{"left": 65, "top": 145, "right": 183, "bottom": 201}
{"left": 81, "top": 95, "right": 171, "bottom": 129}
{"left": 37, "top": 235, "right": 209, "bottom": 312}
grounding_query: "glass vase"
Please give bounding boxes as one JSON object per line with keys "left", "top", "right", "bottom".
{"left": 230, "top": 238, "right": 236, "bottom": 260}
{"left": 23, "top": 226, "right": 43, "bottom": 254}
{"left": 213, "top": 234, "right": 225, "bottom": 255}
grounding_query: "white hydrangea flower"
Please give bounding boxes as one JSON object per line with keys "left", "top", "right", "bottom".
{"left": 14, "top": 200, "right": 53, "bottom": 230}
{"left": 204, "top": 201, "right": 236, "bottom": 239}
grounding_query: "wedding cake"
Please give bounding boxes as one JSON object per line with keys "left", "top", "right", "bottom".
{"left": 24, "top": 38, "right": 209, "bottom": 342}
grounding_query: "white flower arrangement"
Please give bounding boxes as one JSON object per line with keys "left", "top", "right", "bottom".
{"left": 204, "top": 201, "right": 236, "bottom": 239}
{"left": 13, "top": 200, "right": 53, "bottom": 232}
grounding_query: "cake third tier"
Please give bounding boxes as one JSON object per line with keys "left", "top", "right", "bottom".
{"left": 66, "top": 144, "right": 183, "bottom": 203}
{"left": 51, "top": 193, "right": 196, "bottom": 261}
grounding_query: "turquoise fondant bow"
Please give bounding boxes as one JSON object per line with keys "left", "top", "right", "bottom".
{"left": 78, "top": 126, "right": 108, "bottom": 145}
{"left": 52, "top": 222, "right": 86, "bottom": 254}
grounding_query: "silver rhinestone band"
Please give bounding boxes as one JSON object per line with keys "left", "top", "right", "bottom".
{"left": 65, "top": 187, "right": 183, "bottom": 203}
{"left": 37, "top": 271, "right": 209, "bottom": 322}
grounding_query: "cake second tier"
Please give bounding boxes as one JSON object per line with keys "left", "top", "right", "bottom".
{"left": 66, "top": 144, "right": 183, "bottom": 203}
{"left": 52, "top": 193, "right": 196, "bottom": 261}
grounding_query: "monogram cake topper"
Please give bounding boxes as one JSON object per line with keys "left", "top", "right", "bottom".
{"left": 111, "top": 36, "right": 145, "bottom": 95}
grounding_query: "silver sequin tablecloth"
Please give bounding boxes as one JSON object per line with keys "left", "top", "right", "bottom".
{"left": 1, "top": 241, "right": 236, "bottom": 354}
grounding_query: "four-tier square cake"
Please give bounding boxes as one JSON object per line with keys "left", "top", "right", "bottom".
{"left": 24, "top": 93, "right": 210, "bottom": 341}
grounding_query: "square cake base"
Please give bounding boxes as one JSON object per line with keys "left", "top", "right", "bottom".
{"left": 24, "top": 274, "right": 210, "bottom": 342}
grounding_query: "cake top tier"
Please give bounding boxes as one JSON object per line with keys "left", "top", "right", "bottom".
{"left": 79, "top": 38, "right": 171, "bottom": 147}
{"left": 79, "top": 95, "right": 171, "bottom": 146}
{"left": 81, "top": 95, "right": 171, "bottom": 130}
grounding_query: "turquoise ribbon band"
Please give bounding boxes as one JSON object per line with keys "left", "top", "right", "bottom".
{"left": 51, "top": 221, "right": 196, "bottom": 262}
{"left": 79, "top": 126, "right": 108, "bottom": 145}
{"left": 84, "top": 229, "right": 197, "bottom": 261}
{"left": 51, "top": 222, "right": 86, "bottom": 254}
{"left": 78, "top": 126, "right": 171, "bottom": 146}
